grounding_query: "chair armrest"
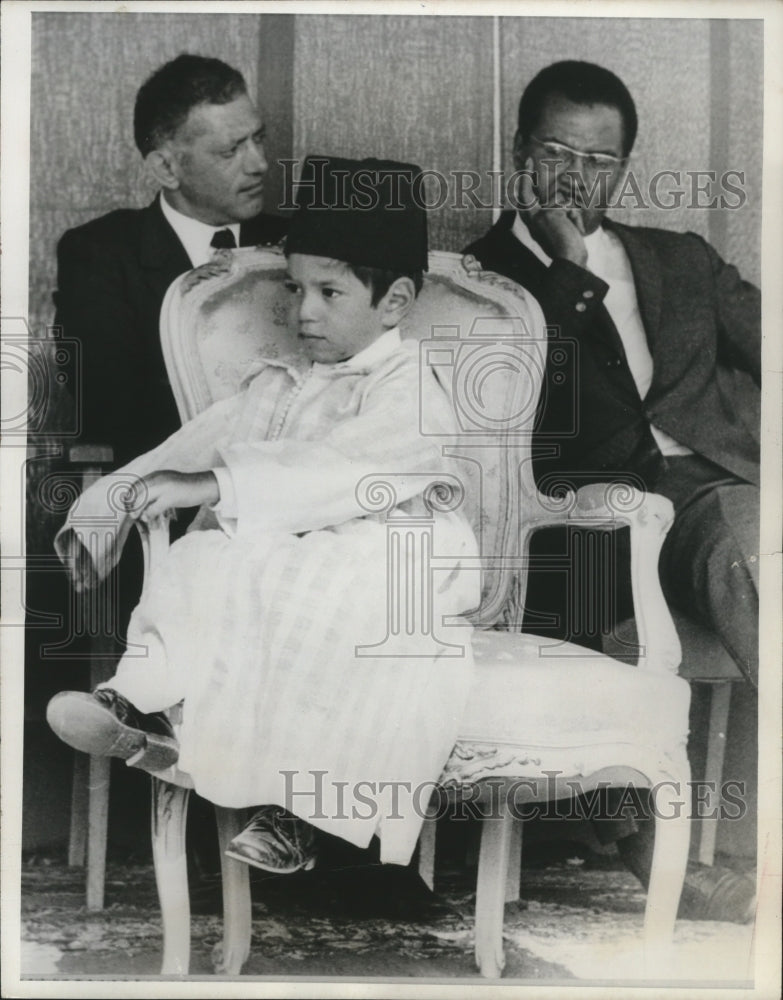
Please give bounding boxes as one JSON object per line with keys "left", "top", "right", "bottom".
{"left": 520, "top": 483, "right": 681, "bottom": 673}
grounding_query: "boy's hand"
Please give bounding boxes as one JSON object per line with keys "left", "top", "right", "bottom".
{"left": 125, "top": 470, "right": 219, "bottom": 520}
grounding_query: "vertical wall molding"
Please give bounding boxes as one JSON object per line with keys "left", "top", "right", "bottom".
{"left": 492, "top": 16, "right": 502, "bottom": 223}
{"left": 709, "top": 19, "right": 731, "bottom": 256}
{"left": 258, "top": 14, "right": 295, "bottom": 217}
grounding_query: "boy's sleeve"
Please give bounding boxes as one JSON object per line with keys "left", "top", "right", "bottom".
{"left": 54, "top": 392, "right": 243, "bottom": 582}
{"left": 211, "top": 466, "right": 239, "bottom": 519}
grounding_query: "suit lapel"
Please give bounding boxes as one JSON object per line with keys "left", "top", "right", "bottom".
{"left": 496, "top": 228, "right": 551, "bottom": 291}
{"left": 239, "top": 213, "right": 288, "bottom": 248}
{"left": 482, "top": 215, "right": 555, "bottom": 299}
{"left": 138, "top": 198, "right": 192, "bottom": 301}
{"left": 607, "top": 221, "right": 663, "bottom": 357}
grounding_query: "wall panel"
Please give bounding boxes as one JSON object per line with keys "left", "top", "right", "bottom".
{"left": 726, "top": 21, "right": 763, "bottom": 284}
{"left": 293, "top": 14, "right": 495, "bottom": 253}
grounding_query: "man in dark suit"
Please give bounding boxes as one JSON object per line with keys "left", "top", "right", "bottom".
{"left": 55, "top": 54, "right": 287, "bottom": 466}
{"left": 465, "top": 60, "right": 759, "bottom": 920}
{"left": 465, "top": 60, "right": 760, "bottom": 689}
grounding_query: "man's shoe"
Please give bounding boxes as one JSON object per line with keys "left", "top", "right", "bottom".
{"left": 617, "top": 828, "right": 756, "bottom": 923}
{"left": 678, "top": 862, "right": 756, "bottom": 924}
{"left": 225, "top": 806, "right": 317, "bottom": 874}
{"left": 46, "top": 688, "right": 178, "bottom": 772}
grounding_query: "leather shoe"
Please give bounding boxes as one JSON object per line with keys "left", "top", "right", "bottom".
{"left": 46, "top": 688, "right": 178, "bottom": 772}
{"left": 617, "top": 826, "right": 755, "bottom": 923}
{"left": 677, "top": 862, "right": 756, "bottom": 923}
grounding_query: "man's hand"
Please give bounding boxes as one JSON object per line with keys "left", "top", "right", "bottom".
{"left": 518, "top": 158, "right": 588, "bottom": 267}
{"left": 124, "top": 470, "right": 220, "bottom": 520}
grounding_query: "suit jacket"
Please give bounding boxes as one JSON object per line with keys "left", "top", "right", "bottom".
{"left": 465, "top": 211, "right": 761, "bottom": 489}
{"left": 54, "top": 197, "right": 288, "bottom": 465}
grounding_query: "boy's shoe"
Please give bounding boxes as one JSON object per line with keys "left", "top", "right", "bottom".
{"left": 224, "top": 806, "right": 317, "bottom": 874}
{"left": 46, "top": 688, "right": 178, "bottom": 772}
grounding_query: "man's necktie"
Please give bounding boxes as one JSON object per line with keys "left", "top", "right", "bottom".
{"left": 210, "top": 229, "right": 237, "bottom": 250}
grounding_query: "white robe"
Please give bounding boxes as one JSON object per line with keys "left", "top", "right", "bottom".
{"left": 55, "top": 332, "right": 480, "bottom": 863}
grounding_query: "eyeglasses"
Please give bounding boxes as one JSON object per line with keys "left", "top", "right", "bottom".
{"left": 529, "top": 135, "right": 626, "bottom": 170}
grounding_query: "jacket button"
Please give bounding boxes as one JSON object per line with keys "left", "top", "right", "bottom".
{"left": 582, "top": 289, "right": 594, "bottom": 299}
{"left": 575, "top": 302, "right": 587, "bottom": 312}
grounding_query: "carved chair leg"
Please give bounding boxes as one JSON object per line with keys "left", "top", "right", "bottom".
{"left": 214, "top": 806, "right": 252, "bottom": 975}
{"left": 474, "top": 802, "right": 514, "bottom": 978}
{"left": 643, "top": 778, "right": 690, "bottom": 959}
{"left": 151, "top": 778, "right": 191, "bottom": 975}
{"left": 86, "top": 755, "right": 111, "bottom": 910}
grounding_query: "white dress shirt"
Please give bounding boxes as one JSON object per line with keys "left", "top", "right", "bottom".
{"left": 160, "top": 193, "right": 241, "bottom": 268}
{"left": 512, "top": 215, "right": 690, "bottom": 456}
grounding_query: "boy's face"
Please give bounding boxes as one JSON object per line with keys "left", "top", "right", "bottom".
{"left": 284, "top": 254, "right": 388, "bottom": 364}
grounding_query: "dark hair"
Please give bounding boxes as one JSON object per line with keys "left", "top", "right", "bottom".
{"left": 133, "top": 54, "right": 247, "bottom": 156}
{"left": 517, "top": 61, "right": 638, "bottom": 157}
{"left": 350, "top": 266, "right": 424, "bottom": 306}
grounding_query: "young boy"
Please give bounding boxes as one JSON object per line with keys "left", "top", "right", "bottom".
{"left": 47, "top": 156, "right": 480, "bottom": 870}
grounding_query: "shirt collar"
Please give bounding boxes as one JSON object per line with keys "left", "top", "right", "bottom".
{"left": 317, "top": 327, "right": 402, "bottom": 375}
{"left": 159, "top": 193, "right": 241, "bottom": 268}
{"left": 582, "top": 225, "right": 614, "bottom": 272}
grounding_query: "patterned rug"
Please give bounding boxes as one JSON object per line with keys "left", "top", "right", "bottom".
{"left": 19, "top": 848, "right": 755, "bottom": 983}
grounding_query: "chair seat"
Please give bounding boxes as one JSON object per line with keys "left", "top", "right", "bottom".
{"left": 444, "top": 630, "right": 691, "bottom": 787}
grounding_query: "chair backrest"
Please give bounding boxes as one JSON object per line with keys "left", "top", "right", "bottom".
{"left": 160, "top": 247, "right": 547, "bottom": 626}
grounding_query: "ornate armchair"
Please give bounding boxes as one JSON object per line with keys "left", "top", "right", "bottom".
{"left": 86, "top": 247, "right": 694, "bottom": 977}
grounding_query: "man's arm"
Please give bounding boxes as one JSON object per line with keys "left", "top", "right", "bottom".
{"left": 702, "top": 237, "right": 761, "bottom": 385}
{"left": 467, "top": 170, "right": 610, "bottom": 336}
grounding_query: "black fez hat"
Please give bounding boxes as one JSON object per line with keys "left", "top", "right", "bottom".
{"left": 285, "top": 155, "right": 428, "bottom": 273}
